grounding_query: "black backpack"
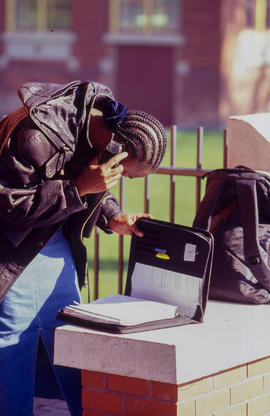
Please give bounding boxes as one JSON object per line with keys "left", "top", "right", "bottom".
{"left": 193, "top": 166, "right": 270, "bottom": 304}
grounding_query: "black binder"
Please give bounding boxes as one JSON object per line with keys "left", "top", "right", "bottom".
{"left": 57, "top": 218, "right": 213, "bottom": 333}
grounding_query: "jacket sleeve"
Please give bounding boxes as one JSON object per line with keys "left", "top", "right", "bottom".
{"left": 0, "top": 177, "right": 87, "bottom": 246}
{"left": 0, "top": 135, "right": 87, "bottom": 247}
{"left": 96, "top": 192, "right": 122, "bottom": 232}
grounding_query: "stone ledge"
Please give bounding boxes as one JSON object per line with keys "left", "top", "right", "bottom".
{"left": 54, "top": 300, "right": 270, "bottom": 384}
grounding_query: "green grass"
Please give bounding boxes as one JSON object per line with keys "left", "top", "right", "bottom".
{"left": 82, "top": 129, "right": 225, "bottom": 302}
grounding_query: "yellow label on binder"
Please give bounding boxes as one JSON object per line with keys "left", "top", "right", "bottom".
{"left": 156, "top": 252, "right": 170, "bottom": 260}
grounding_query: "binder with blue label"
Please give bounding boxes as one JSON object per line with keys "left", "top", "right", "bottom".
{"left": 57, "top": 218, "right": 214, "bottom": 333}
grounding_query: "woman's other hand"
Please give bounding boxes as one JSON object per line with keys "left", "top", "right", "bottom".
{"left": 108, "top": 213, "right": 153, "bottom": 237}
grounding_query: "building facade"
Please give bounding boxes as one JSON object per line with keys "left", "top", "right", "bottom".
{"left": 0, "top": 0, "right": 270, "bottom": 128}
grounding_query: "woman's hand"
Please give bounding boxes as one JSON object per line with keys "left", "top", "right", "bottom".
{"left": 108, "top": 213, "right": 153, "bottom": 237}
{"left": 76, "top": 152, "right": 128, "bottom": 196}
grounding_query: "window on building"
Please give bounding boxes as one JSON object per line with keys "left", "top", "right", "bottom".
{"left": 266, "top": 0, "right": 270, "bottom": 27}
{"left": 246, "top": 0, "right": 255, "bottom": 27}
{"left": 110, "top": 0, "right": 179, "bottom": 34}
{"left": 246, "top": 0, "right": 270, "bottom": 29}
{"left": 6, "top": 0, "right": 71, "bottom": 32}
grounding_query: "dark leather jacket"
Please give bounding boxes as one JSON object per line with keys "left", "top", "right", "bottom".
{"left": 0, "top": 80, "right": 122, "bottom": 302}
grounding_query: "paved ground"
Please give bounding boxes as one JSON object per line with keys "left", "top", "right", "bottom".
{"left": 34, "top": 398, "right": 71, "bottom": 416}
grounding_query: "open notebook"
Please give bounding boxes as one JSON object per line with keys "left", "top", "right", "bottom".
{"left": 57, "top": 218, "right": 214, "bottom": 333}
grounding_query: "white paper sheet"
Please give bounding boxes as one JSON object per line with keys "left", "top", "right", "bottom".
{"left": 67, "top": 294, "right": 178, "bottom": 326}
{"left": 131, "top": 262, "right": 201, "bottom": 317}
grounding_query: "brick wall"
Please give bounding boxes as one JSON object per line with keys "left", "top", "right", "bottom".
{"left": 1, "top": 0, "right": 270, "bottom": 127}
{"left": 174, "top": 0, "right": 222, "bottom": 127}
{"left": 81, "top": 356, "right": 270, "bottom": 415}
{"left": 0, "top": 0, "right": 111, "bottom": 114}
{"left": 71, "top": 0, "right": 110, "bottom": 83}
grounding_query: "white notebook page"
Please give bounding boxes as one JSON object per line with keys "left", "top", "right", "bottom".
{"left": 68, "top": 294, "right": 178, "bottom": 326}
{"left": 130, "top": 262, "right": 201, "bottom": 317}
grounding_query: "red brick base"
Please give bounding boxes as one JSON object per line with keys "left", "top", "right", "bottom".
{"left": 81, "top": 358, "right": 270, "bottom": 416}
{"left": 81, "top": 370, "right": 178, "bottom": 416}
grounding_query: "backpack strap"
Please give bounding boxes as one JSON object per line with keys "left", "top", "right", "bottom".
{"left": 0, "top": 106, "right": 29, "bottom": 155}
{"left": 236, "top": 178, "right": 270, "bottom": 291}
{"left": 193, "top": 177, "right": 225, "bottom": 230}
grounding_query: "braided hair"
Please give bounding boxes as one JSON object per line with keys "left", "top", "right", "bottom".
{"left": 101, "top": 99, "right": 167, "bottom": 170}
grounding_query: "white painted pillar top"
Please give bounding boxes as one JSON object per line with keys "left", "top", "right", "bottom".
{"left": 54, "top": 301, "right": 270, "bottom": 384}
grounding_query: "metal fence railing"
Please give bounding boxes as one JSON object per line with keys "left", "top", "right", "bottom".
{"left": 92, "top": 126, "right": 228, "bottom": 299}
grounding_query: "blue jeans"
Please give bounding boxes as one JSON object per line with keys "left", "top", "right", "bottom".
{"left": 0, "top": 230, "right": 82, "bottom": 416}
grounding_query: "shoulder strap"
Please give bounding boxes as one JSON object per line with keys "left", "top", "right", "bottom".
{"left": 236, "top": 178, "right": 270, "bottom": 291}
{"left": 0, "top": 106, "right": 29, "bottom": 155}
{"left": 193, "top": 168, "right": 266, "bottom": 231}
{"left": 193, "top": 177, "right": 225, "bottom": 230}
